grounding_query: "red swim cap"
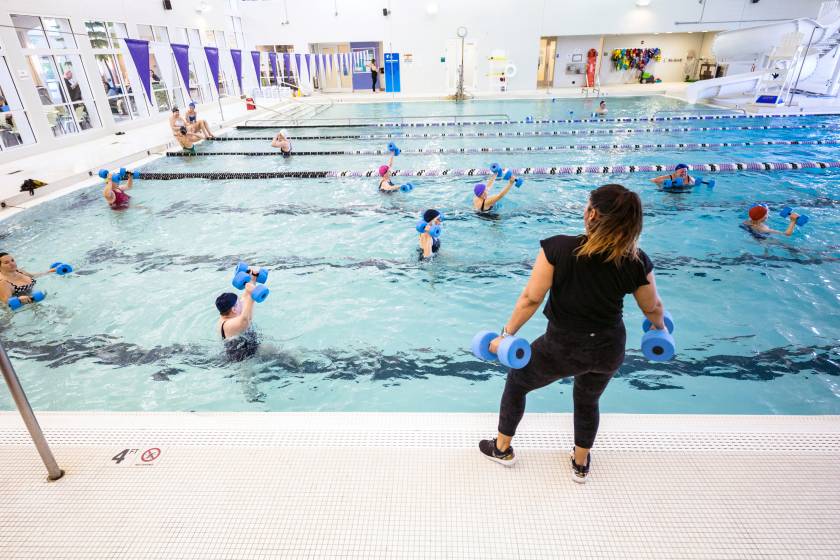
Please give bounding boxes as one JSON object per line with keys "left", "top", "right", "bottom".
{"left": 748, "top": 205, "right": 768, "bottom": 221}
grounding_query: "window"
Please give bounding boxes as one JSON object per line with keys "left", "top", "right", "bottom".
{"left": 27, "top": 54, "right": 101, "bottom": 137}
{"left": 149, "top": 54, "right": 186, "bottom": 112}
{"left": 85, "top": 21, "right": 128, "bottom": 49}
{"left": 94, "top": 54, "right": 141, "bottom": 122}
{"left": 11, "top": 14, "right": 75, "bottom": 49}
{"left": 215, "top": 31, "right": 227, "bottom": 49}
{"left": 0, "top": 58, "right": 36, "bottom": 150}
{"left": 172, "top": 27, "right": 188, "bottom": 44}
{"left": 153, "top": 26, "right": 170, "bottom": 43}
{"left": 203, "top": 29, "right": 216, "bottom": 46}
{"left": 231, "top": 17, "right": 245, "bottom": 51}
{"left": 187, "top": 28, "right": 202, "bottom": 46}
{"left": 136, "top": 25, "right": 154, "bottom": 42}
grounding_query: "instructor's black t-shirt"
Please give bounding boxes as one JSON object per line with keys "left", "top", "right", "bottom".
{"left": 540, "top": 235, "right": 653, "bottom": 331}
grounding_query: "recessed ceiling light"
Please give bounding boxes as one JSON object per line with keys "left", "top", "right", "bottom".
{"left": 636, "top": 0, "right": 651, "bottom": 6}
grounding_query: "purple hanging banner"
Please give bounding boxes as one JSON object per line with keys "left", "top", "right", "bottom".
{"left": 204, "top": 46, "right": 220, "bottom": 92}
{"left": 314, "top": 55, "right": 321, "bottom": 82}
{"left": 283, "top": 53, "right": 291, "bottom": 79}
{"left": 294, "top": 53, "right": 302, "bottom": 79}
{"left": 305, "top": 54, "right": 312, "bottom": 81}
{"left": 251, "top": 50, "right": 261, "bottom": 89}
{"left": 230, "top": 49, "right": 243, "bottom": 94}
{"left": 124, "top": 38, "right": 152, "bottom": 103}
{"left": 171, "top": 43, "right": 191, "bottom": 94}
{"left": 268, "top": 52, "right": 278, "bottom": 84}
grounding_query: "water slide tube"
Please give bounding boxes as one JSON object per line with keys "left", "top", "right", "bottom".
{"left": 686, "top": 9, "right": 840, "bottom": 104}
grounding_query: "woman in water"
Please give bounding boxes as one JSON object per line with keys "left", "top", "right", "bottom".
{"left": 271, "top": 130, "right": 292, "bottom": 157}
{"left": 0, "top": 253, "right": 57, "bottom": 308}
{"left": 215, "top": 273, "right": 260, "bottom": 362}
{"left": 418, "top": 209, "right": 443, "bottom": 259}
{"left": 650, "top": 163, "right": 695, "bottom": 188}
{"left": 743, "top": 204, "right": 798, "bottom": 237}
{"left": 169, "top": 107, "right": 202, "bottom": 151}
{"left": 102, "top": 170, "right": 136, "bottom": 210}
{"left": 473, "top": 171, "right": 516, "bottom": 213}
{"left": 478, "top": 184, "right": 668, "bottom": 483}
{"left": 185, "top": 101, "right": 215, "bottom": 139}
{"left": 378, "top": 154, "right": 403, "bottom": 193}
{"left": 595, "top": 100, "right": 608, "bottom": 115}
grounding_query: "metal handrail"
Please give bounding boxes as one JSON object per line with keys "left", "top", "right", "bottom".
{"left": 0, "top": 340, "right": 64, "bottom": 481}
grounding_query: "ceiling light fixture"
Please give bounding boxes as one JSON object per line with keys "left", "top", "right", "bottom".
{"left": 636, "top": 0, "right": 651, "bottom": 6}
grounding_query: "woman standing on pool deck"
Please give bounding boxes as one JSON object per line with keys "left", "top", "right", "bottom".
{"left": 367, "top": 58, "right": 379, "bottom": 92}
{"left": 478, "top": 184, "right": 668, "bottom": 483}
{"left": 0, "top": 252, "right": 56, "bottom": 307}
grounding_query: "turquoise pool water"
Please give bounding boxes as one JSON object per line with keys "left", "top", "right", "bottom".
{"left": 1, "top": 96, "right": 838, "bottom": 413}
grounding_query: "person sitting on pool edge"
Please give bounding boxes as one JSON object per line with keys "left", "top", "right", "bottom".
{"left": 595, "top": 100, "right": 608, "bottom": 115}
{"left": 378, "top": 153, "right": 402, "bottom": 193}
{"left": 271, "top": 130, "right": 292, "bottom": 157}
{"left": 478, "top": 184, "right": 668, "bottom": 483}
{"left": 743, "top": 204, "right": 798, "bottom": 237}
{"left": 216, "top": 274, "right": 260, "bottom": 361}
{"left": 0, "top": 252, "right": 58, "bottom": 308}
{"left": 102, "top": 170, "right": 136, "bottom": 210}
{"left": 650, "top": 163, "right": 695, "bottom": 188}
{"left": 418, "top": 208, "right": 443, "bottom": 259}
{"left": 185, "top": 101, "right": 216, "bottom": 139}
{"left": 169, "top": 107, "right": 202, "bottom": 153}
{"left": 473, "top": 171, "right": 516, "bottom": 213}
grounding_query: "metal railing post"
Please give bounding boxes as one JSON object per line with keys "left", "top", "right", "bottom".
{"left": 0, "top": 340, "right": 64, "bottom": 481}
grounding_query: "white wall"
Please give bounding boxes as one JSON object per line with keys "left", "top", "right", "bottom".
{"left": 598, "top": 33, "right": 705, "bottom": 85}
{"left": 241, "top": 0, "right": 824, "bottom": 94}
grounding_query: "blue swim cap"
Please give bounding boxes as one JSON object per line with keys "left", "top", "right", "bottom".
{"left": 473, "top": 183, "right": 486, "bottom": 197}
{"left": 188, "top": 101, "right": 196, "bottom": 107}
{"left": 675, "top": 163, "right": 689, "bottom": 171}
{"left": 215, "top": 292, "right": 237, "bottom": 314}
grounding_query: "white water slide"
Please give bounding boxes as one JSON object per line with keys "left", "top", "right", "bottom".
{"left": 686, "top": 3, "right": 840, "bottom": 104}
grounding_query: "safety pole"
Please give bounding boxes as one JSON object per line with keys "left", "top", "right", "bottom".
{"left": 0, "top": 340, "right": 64, "bottom": 481}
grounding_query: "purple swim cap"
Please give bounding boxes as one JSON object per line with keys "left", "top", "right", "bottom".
{"left": 378, "top": 165, "right": 389, "bottom": 177}
{"left": 473, "top": 183, "right": 486, "bottom": 197}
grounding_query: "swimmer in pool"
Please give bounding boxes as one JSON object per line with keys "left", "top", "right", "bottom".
{"left": 216, "top": 274, "right": 260, "bottom": 361}
{"left": 650, "top": 163, "right": 695, "bottom": 188}
{"left": 102, "top": 170, "right": 135, "bottom": 210}
{"left": 0, "top": 252, "right": 57, "bottom": 308}
{"left": 473, "top": 171, "right": 516, "bottom": 213}
{"left": 418, "top": 208, "right": 443, "bottom": 259}
{"left": 743, "top": 204, "right": 798, "bottom": 237}
{"left": 271, "top": 130, "right": 292, "bottom": 157}
{"left": 378, "top": 154, "right": 401, "bottom": 193}
{"left": 169, "top": 107, "right": 202, "bottom": 151}
{"left": 185, "top": 101, "right": 215, "bottom": 139}
{"left": 595, "top": 100, "right": 608, "bottom": 115}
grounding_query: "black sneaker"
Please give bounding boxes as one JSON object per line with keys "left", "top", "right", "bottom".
{"left": 479, "top": 438, "right": 518, "bottom": 467}
{"left": 570, "top": 449, "right": 591, "bottom": 483}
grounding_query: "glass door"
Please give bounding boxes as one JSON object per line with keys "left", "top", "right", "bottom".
{"left": 537, "top": 37, "right": 557, "bottom": 88}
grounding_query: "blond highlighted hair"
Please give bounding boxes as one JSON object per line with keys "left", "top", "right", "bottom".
{"left": 575, "top": 184, "right": 643, "bottom": 264}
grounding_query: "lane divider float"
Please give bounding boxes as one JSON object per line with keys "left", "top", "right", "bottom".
{"left": 167, "top": 138, "right": 840, "bottom": 158}
{"left": 138, "top": 160, "right": 840, "bottom": 180}
{"left": 214, "top": 123, "right": 839, "bottom": 142}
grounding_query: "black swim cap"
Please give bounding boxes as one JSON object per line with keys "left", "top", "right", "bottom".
{"left": 215, "top": 292, "right": 237, "bottom": 314}
{"left": 423, "top": 209, "right": 440, "bottom": 223}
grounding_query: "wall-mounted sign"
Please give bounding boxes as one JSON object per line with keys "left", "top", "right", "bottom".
{"left": 403, "top": 53, "right": 413, "bottom": 63}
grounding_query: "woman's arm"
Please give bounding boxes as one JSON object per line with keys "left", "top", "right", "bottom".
{"left": 487, "top": 176, "right": 515, "bottom": 206}
{"left": 486, "top": 173, "right": 497, "bottom": 190}
{"left": 782, "top": 213, "right": 798, "bottom": 236}
{"left": 650, "top": 174, "right": 669, "bottom": 185}
{"left": 632, "top": 272, "right": 665, "bottom": 330}
{"left": 0, "top": 282, "right": 11, "bottom": 304}
{"left": 420, "top": 233, "right": 433, "bottom": 258}
{"left": 489, "top": 249, "right": 554, "bottom": 352}
{"left": 103, "top": 176, "right": 115, "bottom": 202}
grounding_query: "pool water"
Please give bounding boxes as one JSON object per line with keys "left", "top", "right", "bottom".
{"left": 1, "top": 96, "right": 838, "bottom": 414}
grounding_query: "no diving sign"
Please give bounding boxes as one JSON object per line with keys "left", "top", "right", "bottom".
{"left": 111, "top": 447, "right": 163, "bottom": 466}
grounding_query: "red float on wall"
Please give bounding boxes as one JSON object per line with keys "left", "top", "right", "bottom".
{"left": 586, "top": 48, "right": 598, "bottom": 87}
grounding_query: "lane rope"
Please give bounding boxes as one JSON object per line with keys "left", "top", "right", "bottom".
{"left": 167, "top": 138, "right": 840, "bottom": 158}
{"left": 214, "top": 123, "right": 839, "bottom": 141}
{"left": 138, "top": 160, "right": 840, "bottom": 180}
{"left": 236, "top": 112, "right": 840, "bottom": 129}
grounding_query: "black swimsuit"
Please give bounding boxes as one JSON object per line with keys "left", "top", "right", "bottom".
{"left": 379, "top": 179, "right": 396, "bottom": 193}
{"left": 220, "top": 321, "right": 260, "bottom": 362}
{"left": 5, "top": 274, "right": 35, "bottom": 297}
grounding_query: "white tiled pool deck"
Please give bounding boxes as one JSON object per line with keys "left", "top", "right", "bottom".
{"left": 1, "top": 411, "right": 838, "bottom": 559}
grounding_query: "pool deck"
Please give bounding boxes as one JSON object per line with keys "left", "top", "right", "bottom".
{"left": 1, "top": 411, "right": 838, "bottom": 559}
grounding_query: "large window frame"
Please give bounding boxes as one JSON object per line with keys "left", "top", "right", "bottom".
{"left": 85, "top": 20, "right": 145, "bottom": 123}
{"left": 0, "top": 54, "right": 36, "bottom": 151}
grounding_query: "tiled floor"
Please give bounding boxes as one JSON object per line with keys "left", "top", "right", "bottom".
{"left": 1, "top": 412, "right": 838, "bottom": 559}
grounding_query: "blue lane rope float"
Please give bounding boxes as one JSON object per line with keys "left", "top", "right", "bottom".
{"left": 236, "top": 112, "right": 840, "bottom": 129}
{"left": 167, "top": 138, "right": 840, "bottom": 157}
{"left": 136, "top": 160, "right": 840, "bottom": 180}
{"left": 213, "top": 123, "right": 838, "bottom": 141}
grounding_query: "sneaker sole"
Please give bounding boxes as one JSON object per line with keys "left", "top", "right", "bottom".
{"left": 481, "top": 452, "right": 518, "bottom": 467}
{"left": 571, "top": 473, "right": 588, "bottom": 484}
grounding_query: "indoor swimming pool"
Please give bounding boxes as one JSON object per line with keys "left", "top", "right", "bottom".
{"left": 0, "top": 96, "right": 837, "bottom": 414}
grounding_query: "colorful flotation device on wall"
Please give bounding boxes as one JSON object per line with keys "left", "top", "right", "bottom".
{"left": 586, "top": 48, "right": 598, "bottom": 87}
{"left": 610, "top": 48, "right": 661, "bottom": 71}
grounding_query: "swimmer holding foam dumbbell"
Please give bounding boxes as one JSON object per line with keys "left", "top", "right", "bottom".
{"left": 101, "top": 168, "right": 139, "bottom": 210}
{"left": 742, "top": 204, "right": 805, "bottom": 237}
{"left": 473, "top": 164, "right": 522, "bottom": 213}
{"left": 0, "top": 252, "right": 73, "bottom": 311}
{"left": 417, "top": 209, "right": 443, "bottom": 259}
{"left": 215, "top": 262, "right": 270, "bottom": 362}
{"left": 378, "top": 143, "right": 414, "bottom": 193}
{"left": 651, "top": 163, "right": 695, "bottom": 188}
{"left": 271, "top": 129, "right": 292, "bottom": 157}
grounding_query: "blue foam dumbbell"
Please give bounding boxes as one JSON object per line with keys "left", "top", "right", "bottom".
{"left": 641, "top": 311, "right": 676, "bottom": 362}
{"left": 696, "top": 177, "right": 715, "bottom": 188}
{"left": 779, "top": 207, "right": 810, "bottom": 226}
{"left": 387, "top": 142, "right": 400, "bottom": 156}
{"left": 8, "top": 290, "right": 46, "bottom": 311}
{"left": 98, "top": 169, "right": 110, "bottom": 179}
{"left": 663, "top": 177, "right": 685, "bottom": 188}
{"left": 400, "top": 182, "right": 414, "bottom": 193}
{"left": 525, "top": 116, "right": 534, "bottom": 123}
{"left": 49, "top": 262, "right": 73, "bottom": 275}
{"left": 503, "top": 169, "right": 513, "bottom": 181}
{"left": 251, "top": 284, "right": 270, "bottom": 303}
{"left": 415, "top": 221, "right": 441, "bottom": 238}
{"left": 470, "top": 330, "right": 531, "bottom": 369}
{"left": 514, "top": 178, "right": 524, "bottom": 188}
{"left": 233, "top": 262, "right": 268, "bottom": 287}
{"left": 489, "top": 163, "right": 502, "bottom": 177}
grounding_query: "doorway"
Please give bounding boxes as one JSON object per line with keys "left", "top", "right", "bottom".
{"left": 537, "top": 37, "right": 557, "bottom": 88}
{"left": 445, "top": 39, "right": 476, "bottom": 92}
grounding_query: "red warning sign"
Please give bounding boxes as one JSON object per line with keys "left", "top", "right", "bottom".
{"left": 140, "top": 448, "right": 161, "bottom": 463}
